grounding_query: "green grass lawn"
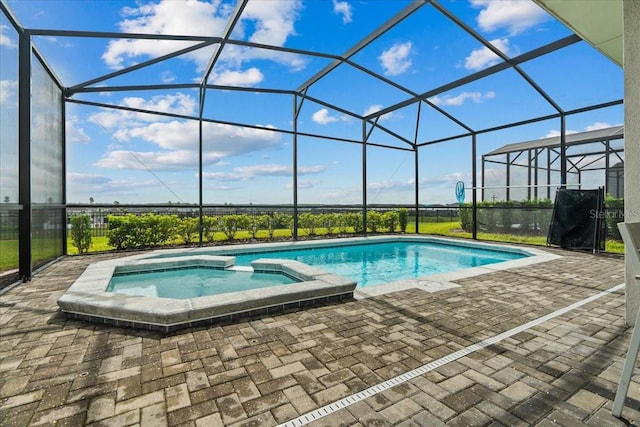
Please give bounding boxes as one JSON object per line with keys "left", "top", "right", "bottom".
{"left": 412, "top": 221, "right": 624, "bottom": 254}
{"left": 0, "top": 240, "right": 18, "bottom": 271}
{"left": 1, "top": 237, "right": 67, "bottom": 271}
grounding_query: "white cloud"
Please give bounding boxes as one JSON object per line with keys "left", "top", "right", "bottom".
{"left": 89, "top": 93, "right": 197, "bottom": 131}
{"left": 67, "top": 172, "right": 163, "bottom": 200}
{"left": 103, "top": 0, "right": 306, "bottom": 81}
{"left": 287, "top": 179, "right": 320, "bottom": 189}
{"left": 543, "top": 129, "right": 578, "bottom": 138}
{"left": 94, "top": 149, "right": 208, "bottom": 171}
{"left": 42, "top": 36, "right": 74, "bottom": 48}
{"left": 333, "top": 0, "right": 353, "bottom": 24}
{"left": 0, "top": 80, "right": 17, "bottom": 103}
{"left": 585, "top": 122, "right": 616, "bottom": 131}
{"left": 429, "top": 91, "right": 496, "bottom": 107}
{"left": 312, "top": 108, "right": 337, "bottom": 124}
{"left": 368, "top": 179, "right": 414, "bottom": 192}
{"left": 88, "top": 92, "right": 283, "bottom": 171}
{"left": 544, "top": 121, "right": 621, "bottom": 138}
{"left": 235, "top": 164, "right": 292, "bottom": 177}
{"left": 421, "top": 172, "right": 467, "bottom": 187}
{"left": 204, "top": 163, "right": 326, "bottom": 182}
{"left": 368, "top": 173, "right": 468, "bottom": 193}
{"left": 211, "top": 67, "right": 263, "bottom": 86}
{"left": 312, "top": 108, "right": 348, "bottom": 125}
{"left": 122, "top": 93, "right": 196, "bottom": 116}
{"left": 378, "top": 41, "right": 412, "bottom": 76}
{"left": 161, "top": 71, "right": 176, "bottom": 83}
{"left": 67, "top": 172, "right": 112, "bottom": 186}
{"left": 464, "top": 38, "right": 511, "bottom": 70}
{"left": 241, "top": 0, "right": 301, "bottom": 46}
{"left": 0, "top": 24, "right": 16, "bottom": 48}
{"left": 102, "top": 1, "right": 227, "bottom": 69}
{"left": 471, "top": 0, "right": 549, "bottom": 36}
{"left": 363, "top": 104, "right": 394, "bottom": 121}
{"left": 202, "top": 171, "right": 243, "bottom": 182}
{"left": 94, "top": 119, "right": 282, "bottom": 171}
{"left": 66, "top": 115, "right": 91, "bottom": 143}
{"left": 298, "top": 165, "right": 326, "bottom": 174}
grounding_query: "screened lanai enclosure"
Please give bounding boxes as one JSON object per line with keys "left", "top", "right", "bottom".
{"left": 481, "top": 125, "right": 625, "bottom": 202}
{"left": 0, "top": 0, "right": 624, "bottom": 285}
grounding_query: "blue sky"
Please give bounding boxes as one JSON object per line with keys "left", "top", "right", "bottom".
{"left": 0, "top": 0, "right": 624, "bottom": 205}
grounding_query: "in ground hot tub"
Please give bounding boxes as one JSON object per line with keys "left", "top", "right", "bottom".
{"left": 57, "top": 255, "right": 356, "bottom": 332}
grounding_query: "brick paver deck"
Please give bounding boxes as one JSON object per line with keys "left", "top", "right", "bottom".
{"left": 1, "top": 244, "right": 639, "bottom": 426}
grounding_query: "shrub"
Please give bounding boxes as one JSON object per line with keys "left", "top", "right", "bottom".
{"left": 247, "top": 215, "right": 267, "bottom": 239}
{"left": 366, "top": 211, "right": 383, "bottom": 233}
{"left": 107, "top": 214, "right": 146, "bottom": 249}
{"left": 605, "top": 195, "right": 624, "bottom": 240}
{"left": 178, "top": 217, "right": 199, "bottom": 245}
{"left": 398, "top": 208, "right": 408, "bottom": 233}
{"left": 534, "top": 198, "right": 553, "bottom": 236}
{"left": 383, "top": 211, "right": 399, "bottom": 232}
{"left": 496, "top": 200, "right": 514, "bottom": 231}
{"left": 337, "top": 213, "right": 349, "bottom": 234}
{"left": 203, "top": 216, "right": 219, "bottom": 243}
{"left": 221, "top": 215, "right": 241, "bottom": 241}
{"left": 273, "top": 213, "right": 293, "bottom": 234}
{"left": 322, "top": 213, "right": 340, "bottom": 235}
{"left": 459, "top": 203, "right": 472, "bottom": 232}
{"left": 144, "top": 214, "right": 178, "bottom": 246}
{"left": 344, "top": 212, "right": 363, "bottom": 233}
{"left": 299, "top": 213, "right": 318, "bottom": 236}
{"left": 265, "top": 214, "right": 277, "bottom": 239}
{"left": 70, "top": 214, "right": 92, "bottom": 254}
{"left": 477, "top": 201, "right": 496, "bottom": 232}
{"left": 518, "top": 199, "right": 534, "bottom": 234}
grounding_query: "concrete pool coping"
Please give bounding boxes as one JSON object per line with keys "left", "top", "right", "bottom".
{"left": 127, "top": 235, "right": 562, "bottom": 299}
{"left": 57, "top": 236, "right": 559, "bottom": 331}
{"left": 57, "top": 255, "right": 357, "bottom": 332}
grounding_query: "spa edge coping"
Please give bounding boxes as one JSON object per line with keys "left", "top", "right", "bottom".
{"left": 57, "top": 256, "right": 357, "bottom": 332}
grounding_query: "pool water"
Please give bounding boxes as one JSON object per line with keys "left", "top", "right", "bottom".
{"left": 228, "top": 241, "right": 525, "bottom": 287}
{"left": 107, "top": 267, "right": 297, "bottom": 299}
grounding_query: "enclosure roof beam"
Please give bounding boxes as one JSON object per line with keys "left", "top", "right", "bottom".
{"left": 432, "top": 0, "right": 564, "bottom": 113}
{"left": 225, "top": 38, "right": 340, "bottom": 60}
{"left": 26, "top": 28, "right": 220, "bottom": 41}
{"left": 295, "top": 0, "right": 429, "bottom": 92}
{"left": 368, "top": 34, "right": 580, "bottom": 121}
{"left": 204, "top": 84, "right": 297, "bottom": 96}
{"left": 32, "top": 45, "right": 64, "bottom": 91}
{"left": 71, "top": 84, "right": 201, "bottom": 94}
{"left": 67, "top": 40, "right": 218, "bottom": 95}
{"left": 0, "top": 0, "right": 24, "bottom": 34}
{"left": 66, "top": 98, "right": 414, "bottom": 152}
{"left": 200, "top": 0, "right": 248, "bottom": 86}
{"left": 418, "top": 98, "right": 622, "bottom": 147}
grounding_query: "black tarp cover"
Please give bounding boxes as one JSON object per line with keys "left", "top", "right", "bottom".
{"left": 547, "top": 188, "right": 606, "bottom": 251}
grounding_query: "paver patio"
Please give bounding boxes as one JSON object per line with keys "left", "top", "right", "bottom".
{"left": 1, "top": 243, "right": 639, "bottom": 426}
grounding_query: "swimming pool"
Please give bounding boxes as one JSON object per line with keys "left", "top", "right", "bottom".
{"left": 225, "top": 241, "right": 525, "bottom": 287}
{"left": 145, "top": 236, "right": 560, "bottom": 297}
{"left": 57, "top": 236, "right": 559, "bottom": 330}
